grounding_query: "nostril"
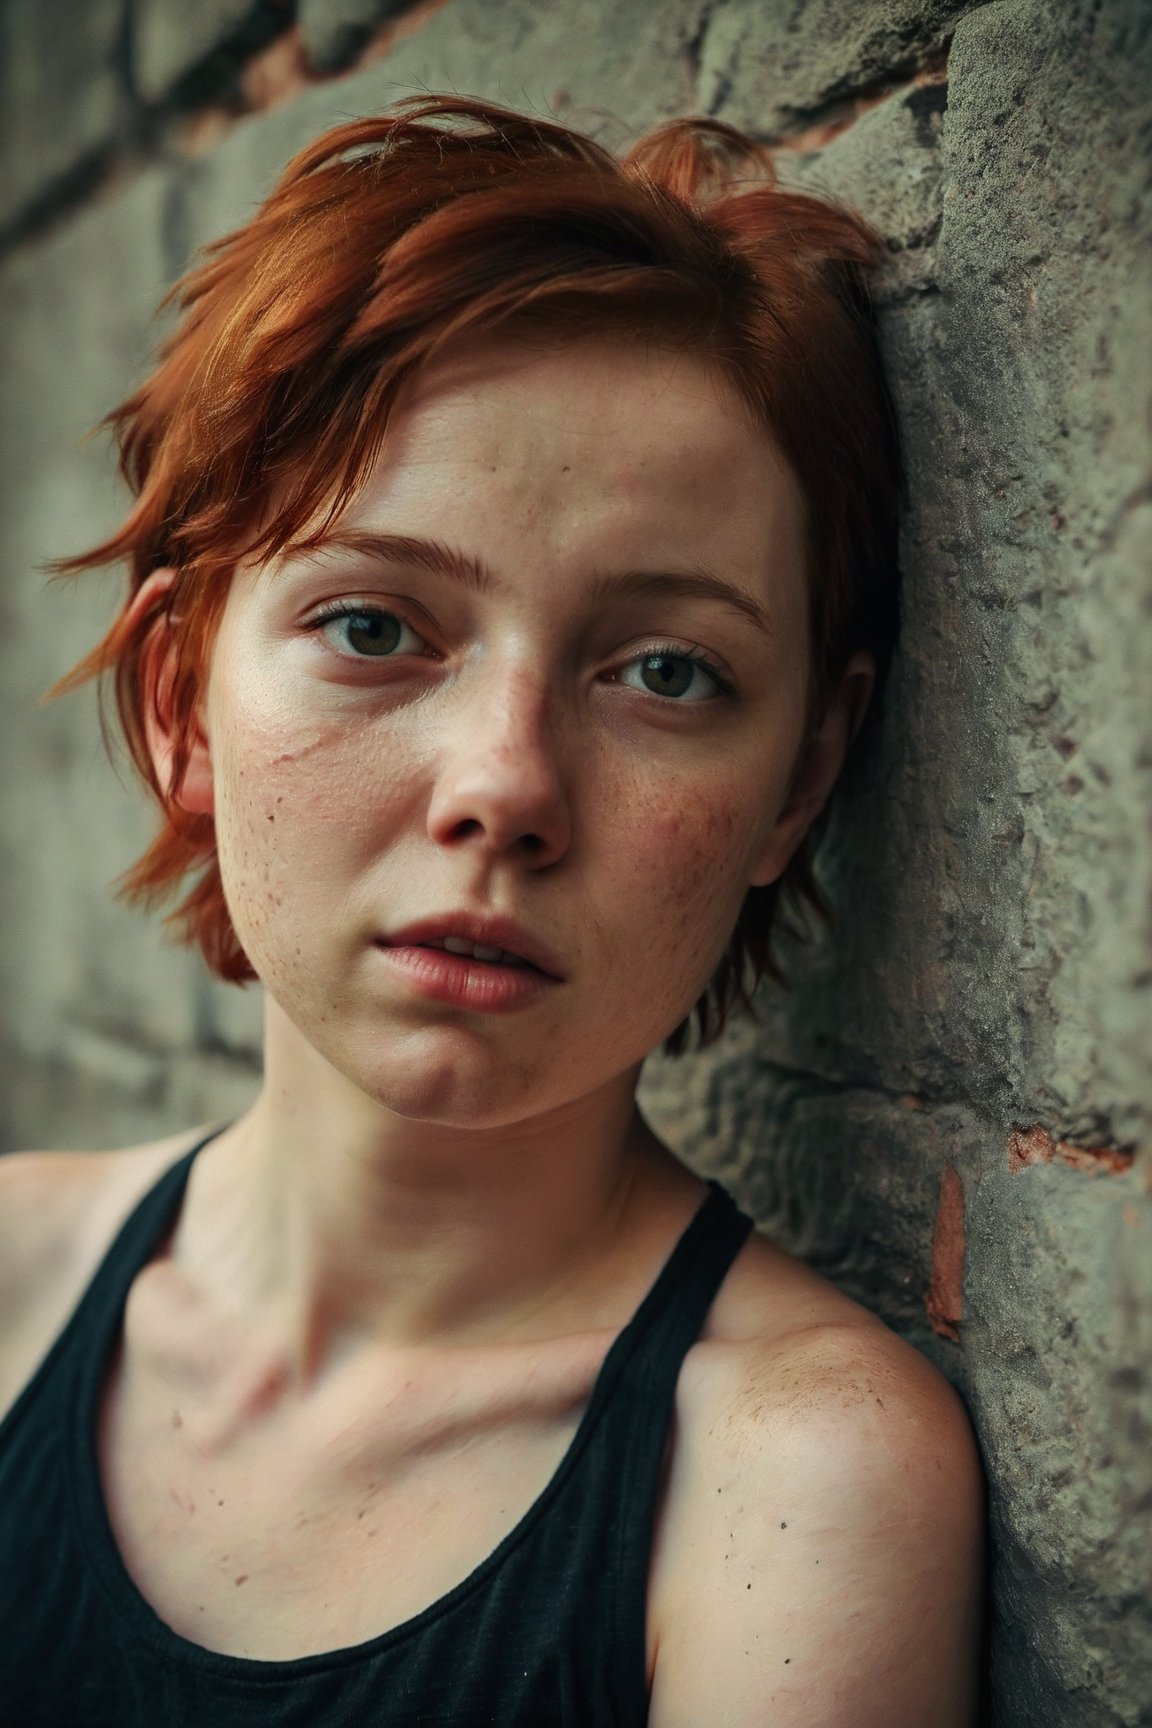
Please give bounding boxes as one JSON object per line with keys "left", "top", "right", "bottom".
{"left": 428, "top": 770, "right": 569, "bottom": 862}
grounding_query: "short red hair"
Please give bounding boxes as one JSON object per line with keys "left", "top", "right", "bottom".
{"left": 54, "top": 94, "right": 901, "bottom": 1048}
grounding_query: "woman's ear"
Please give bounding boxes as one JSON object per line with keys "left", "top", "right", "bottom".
{"left": 749, "top": 650, "right": 876, "bottom": 889}
{"left": 127, "top": 569, "right": 214, "bottom": 817}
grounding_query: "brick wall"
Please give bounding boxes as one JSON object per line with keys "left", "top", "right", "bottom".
{"left": 1, "top": 2, "right": 1149, "bottom": 1721}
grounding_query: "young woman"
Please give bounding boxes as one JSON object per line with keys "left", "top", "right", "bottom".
{"left": 0, "top": 98, "right": 982, "bottom": 1725}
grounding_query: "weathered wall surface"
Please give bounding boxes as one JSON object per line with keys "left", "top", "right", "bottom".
{"left": 0, "top": 2, "right": 1148, "bottom": 1722}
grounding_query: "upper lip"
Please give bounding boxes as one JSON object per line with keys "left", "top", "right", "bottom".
{"left": 381, "top": 913, "right": 565, "bottom": 980}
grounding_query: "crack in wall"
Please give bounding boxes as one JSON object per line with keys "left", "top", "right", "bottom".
{"left": 0, "top": 5, "right": 977, "bottom": 259}
{"left": 681, "top": 1053, "right": 1150, "bottom": 1179}
{"left": 677, "top": 0, "right": 716, "bottom": 91}
{"left": 764, "top": 52, "right": 950, "bottom": 154}
{"left": 0, "top": 0, "right": 443, "bottom": 260}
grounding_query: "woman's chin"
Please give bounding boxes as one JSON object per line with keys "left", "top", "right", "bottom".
{"left": 322, "top": 1027, "right": 570, "bottom": 1133}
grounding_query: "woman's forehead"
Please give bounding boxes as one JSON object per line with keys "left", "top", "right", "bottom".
{"left": 331, "top": 336, "right": 805, "bottom": 575}
{"left": 227, "top": 333, "right": 809, "bottom": 656}
{"left": 386, "top": 331, "right": 764, "bottom": 466}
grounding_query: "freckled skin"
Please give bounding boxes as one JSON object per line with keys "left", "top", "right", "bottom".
{"left": 200, "top": 335, "right": 816, "bottom": 1130}
{"left": 15, "top": 335, "right": 983, "bottom": 1701}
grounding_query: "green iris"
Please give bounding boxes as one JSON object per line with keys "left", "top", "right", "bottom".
{"left": 342, "top": 610, "right": 402, "bottom": 656}
{"left": 639, "top": 653, "right": 696, "bottom": 698}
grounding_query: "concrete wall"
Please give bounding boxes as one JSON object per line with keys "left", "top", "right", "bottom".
{"left": 1, "top": 1, "right": 1149, "bottom": 1721}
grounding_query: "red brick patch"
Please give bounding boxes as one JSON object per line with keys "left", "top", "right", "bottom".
{"left": 1008, "top": 1124, "right": 1136, "bottom": 1176}
{"left": 926, "top": 1164, "right": 965, "bottom": 1343}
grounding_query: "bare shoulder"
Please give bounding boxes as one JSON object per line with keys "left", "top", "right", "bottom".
{"left": 693, "top": 1229, "right": 978, "bottom": 1467}
{"left": 0, "top": 1126, "right": 212, "bottom": 1420}
{"left": 649, "top": 1231, "right": 984, "bottom": 1728}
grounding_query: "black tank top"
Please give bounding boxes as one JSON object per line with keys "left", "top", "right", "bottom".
{"left": 0, "top": 1131, "right": 752, "bottom": 1727}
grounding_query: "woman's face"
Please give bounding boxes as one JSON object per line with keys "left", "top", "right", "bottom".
{"left": 198, "top": 335, "right": 820, "bottom": 1127}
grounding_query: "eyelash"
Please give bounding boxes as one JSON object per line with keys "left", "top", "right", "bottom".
{"left": 305, "top": 604, "right": 735, "bottom": 699}
{"left": 307, "top": 601, "right": 432, "bottom": 656}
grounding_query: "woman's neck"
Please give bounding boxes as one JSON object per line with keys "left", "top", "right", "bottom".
{"left": 172, "top": 1000, "right": 691, "bottom": 1383}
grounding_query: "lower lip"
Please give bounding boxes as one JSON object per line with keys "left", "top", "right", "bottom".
{"left": 376, "top": 944, "right": 558, "bottom": 1013}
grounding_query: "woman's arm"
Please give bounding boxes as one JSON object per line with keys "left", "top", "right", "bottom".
{"left": 649, "top": 1324, "right": 984, "bottom": 1728}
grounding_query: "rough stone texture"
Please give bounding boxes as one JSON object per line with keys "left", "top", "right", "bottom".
{"left": 0, "top": 0, "right": 127, "bottom": 233}
{"left": 0, "top": 171, "right": 263, "bottom": 1149}
{"left": 695, "top": 0, "right": 1152, "bottom": 1146}
{"left": 695, "top": 0, "right": 974, "bottom": 131}
{"left": 0, "top": 1, "right": 1149, "bottom": 1723}
{"left": 774, "top": 74, "right": 947, "bottom": 298}
{"left": 167, "top": 0, "right": 710, "bottom": 254}
{"left": 646, "top": 2, "right": 1152, "bottom": 1721}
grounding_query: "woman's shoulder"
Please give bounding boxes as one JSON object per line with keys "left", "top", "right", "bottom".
{"left": 696, "top": 1223, "right": 972, "bottom": 1429}
{"left": 648, "top": 1228, "right": 984, "bottom": 1726}
{"left": 0, "top": 1127, "right": 209, "bottom": 1421}
{"left": 695, "top": 1225, "right": 982, "bottom": 1528}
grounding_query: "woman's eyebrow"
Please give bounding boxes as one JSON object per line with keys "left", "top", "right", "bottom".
{"left": 284, "top": 529, "right": 495, "bottom": 592}
{"left": 284, "top": 529, "right": 773, "bottom": 637}
{"left": 586, "top": 568, "right": 774, "bottom": 638}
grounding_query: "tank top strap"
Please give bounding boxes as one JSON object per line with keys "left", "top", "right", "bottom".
{"left": 1, "top": 1131, "right": 218, "bottom": 1445}
{"left": 1, "top": 1139, "right": 752, "bottom": 1726}
{"left": 80, "top": 1136, "right": 214, "bottom": 1325}
{"left": 585, "top": 1180, "right": 754, "bottom": 1416}
{"left": 573, "top": 1179, "right": 755, "bottom": 1713}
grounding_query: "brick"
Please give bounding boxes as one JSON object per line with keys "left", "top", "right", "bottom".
{"left": 926, "top": 1162, "right": 964, "bottom": 1340}
{"left": 171, "top": 0, "right": 710, "bottom": 251}
{"left": 1008, "top": 1124, "right": 1137, "bottom": 1176}
{"left": 0, "top": 171, "right": 221, "bottom": 1075}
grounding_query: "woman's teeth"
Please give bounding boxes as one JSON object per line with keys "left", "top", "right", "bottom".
{"left": 433, "top": 936, "right": 525, "bottom": 967}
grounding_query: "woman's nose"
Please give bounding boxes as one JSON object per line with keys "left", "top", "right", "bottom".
{"left": 425, "top": 670, "right": 572, "bottom": 867}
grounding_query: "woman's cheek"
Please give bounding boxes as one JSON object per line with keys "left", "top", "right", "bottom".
{"left": 210, "top": 721, "right": 388, "bottom": 961}
{"left": 614, "top": 786, "right": 753, "bottom": 978}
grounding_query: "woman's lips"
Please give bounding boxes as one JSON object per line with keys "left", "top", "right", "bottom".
{"left": 382, "top": 913, "right": 565, "bottom": 980}
{"left": 375, "top": 941, "right": 558, "bottom": 1013}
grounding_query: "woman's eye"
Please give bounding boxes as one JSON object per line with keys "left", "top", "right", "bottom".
{"left": 314, "top": 607, "right": 425, "bottom": 659}
{"left": 618, "top": 651, "right": 726, "bottom": 702}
